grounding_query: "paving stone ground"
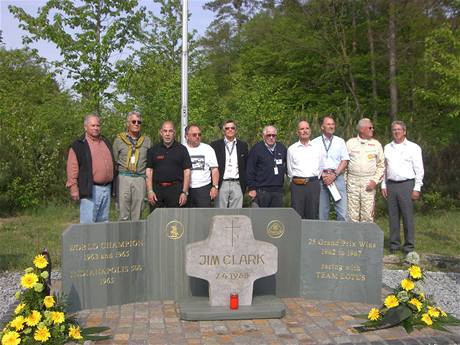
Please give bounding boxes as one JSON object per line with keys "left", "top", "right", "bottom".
{"left": 74, "top": 289, "right": 460, "bottom": 345}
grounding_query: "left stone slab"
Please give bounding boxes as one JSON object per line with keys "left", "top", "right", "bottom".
{"left": 62, "top": 221, "right": 148, "bottom": 311}
{"left": 186, "top": 215, "right": 278, "bottom": 306}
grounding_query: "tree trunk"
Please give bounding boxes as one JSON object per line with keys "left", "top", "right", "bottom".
{"left": 365, "top": 0, "right": 378, "bottom": 123}
{"left": 388, "top": 0, "right": 398, "bottom": 121}
{"left": 331, "top": 1, "right": 361, "bottom": 115}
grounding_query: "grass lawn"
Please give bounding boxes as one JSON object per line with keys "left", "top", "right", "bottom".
{"left": 376, "top": 210, "right": 460, "bottom": 257}
{"left": 0, "top": 203, "right": 459, "bottom": 271}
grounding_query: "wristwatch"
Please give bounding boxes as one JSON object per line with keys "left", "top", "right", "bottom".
{"left": 212, "top": 184, "right": 219, "bottom": 190}
{"left": 181, "top": 190, "right": 189, "bottom": 196}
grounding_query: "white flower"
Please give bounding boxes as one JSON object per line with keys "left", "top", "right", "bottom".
{"left": 405, "top": 251, "right": 420, "bottom": 265}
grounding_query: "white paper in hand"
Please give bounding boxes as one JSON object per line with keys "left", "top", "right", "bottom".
{"left": 327, "top": 182, "right": 342, "bottom": 202}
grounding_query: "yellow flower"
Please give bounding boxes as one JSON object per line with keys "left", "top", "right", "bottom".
{"left": 25, "top": 310, "right": 41, "bottom": 326}
{"left": 428, "top": 306, "right": 440, "bottom": 318}
{"left": 1, "top": 331, "right": 21, "bottom": 345}
{"left": 409, "top": 298, "right": 422, "bottom": 312}
{"left": 367, "top": 308, "right": 380, "bottom": 321}
{"left": 33, "top": 255, "right": 48, "bottom": 269}
{"left": 384, "top": 295, "right": 399, "bottom": 309}
{"left": 34, "top": 325, "right": 50, "bottom": 343}
{"left": 10, "top": 316, "right": 25, "bottom": 331}
{"left": 418, "top": 292, "right": 425, "bottom": 300}
{"left": 43, "top": 296, "right": 55, "bottom": 309}
{"left": 20, "top": 273, "right": 38, "bottom": 289}
{"left": 421, "top": 313, "right": 433, "bottom": 325}
{"left": 68, "top": 325, "right": 83, "bottom": 340}
{"left": 50, "top": 311, "right": 65, "bottom": 325}
{"left": 408, "top": 265, "right": 422, "bottom": 279}
{"left": 401, "top": 278, "right": 415, "bottom": 291}
{"left": 14, "top": 303, "right": 25, "bottom": 315}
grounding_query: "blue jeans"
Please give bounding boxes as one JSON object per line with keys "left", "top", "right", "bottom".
{"left": 80, "top": 184, "right": 111, "bottom": 223}
{"left": 319, "top": 174, "right": 347, "bottom": 221}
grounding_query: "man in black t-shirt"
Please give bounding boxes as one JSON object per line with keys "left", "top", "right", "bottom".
{"left": 146, "top": 121, "right": 192, "bottom": 208}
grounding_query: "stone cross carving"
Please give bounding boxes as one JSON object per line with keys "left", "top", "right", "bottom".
{"left": 186, "top": 215, "right": 278, "bottom": 306}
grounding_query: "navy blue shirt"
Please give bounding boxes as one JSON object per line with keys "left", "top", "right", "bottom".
{"left": 246, "top": 141, "right": 287, "bottom": 192}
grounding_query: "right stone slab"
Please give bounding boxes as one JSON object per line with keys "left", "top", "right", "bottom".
{"left": 300, "top": 220, "right": 383, "bottom": 305}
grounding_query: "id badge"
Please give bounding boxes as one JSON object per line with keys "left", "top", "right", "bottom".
{"left": 274, "top": 166, "right": 279, "bottom": 175}
{"left": 130, "top": 155, "right": 136, "bottom": 164}
{"left": 275, "top": 159, "right": 282, "bottom": 165}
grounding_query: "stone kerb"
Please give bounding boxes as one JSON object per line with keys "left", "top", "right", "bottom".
{"left": 185, "top": 215, "right": 278, "bottom": 306}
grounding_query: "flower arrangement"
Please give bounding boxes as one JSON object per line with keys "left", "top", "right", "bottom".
{"left": 355, "top": 252, "right": 460, "bottom": 333}
{"left": 1, "top": 252, "right": 109, "bottom": 345}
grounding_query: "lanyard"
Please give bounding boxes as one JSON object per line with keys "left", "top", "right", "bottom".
{"left": 225, "top": 140, "right": 236, "bottom": 161}
{"left": 266, "top": 143, "right": 276, "bottom": 156}
{"left": 265, "top": 143, "right": 278, "bottom": 168}
{"left": 321, "top": 135, "right": 333, "bottom": 158}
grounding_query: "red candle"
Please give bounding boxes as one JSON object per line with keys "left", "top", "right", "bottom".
{"left": 230, "top": 293, "right": 239, "bottom": 309}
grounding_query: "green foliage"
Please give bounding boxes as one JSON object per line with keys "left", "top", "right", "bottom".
{"left": 416, "top": 25, "right": 460, "bottom": 119}
{"left": 420, "top": 192, "right": 456, "bottom": 212}
{"left": 0, "top": 48, "right": 82, "bottom": 213}
{"left": 9, "top": 0, "right": 145, "bottom": 112}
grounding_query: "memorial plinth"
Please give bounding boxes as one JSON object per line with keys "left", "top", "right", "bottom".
{"left": 62, "top": 208, "right": 383, "bottom": 313}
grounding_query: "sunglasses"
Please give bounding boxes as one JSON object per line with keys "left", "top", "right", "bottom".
{"left": 191, "top": 133, "right": 202, "bottom": 137}
{"left": 224, "top": 126, "right": 236, "bottom": 130}
{"left": 265, "top": 134, "right": 277, "bottom": 138}
{"left": 131, "top": 120, "right": 142, "bottom": 125}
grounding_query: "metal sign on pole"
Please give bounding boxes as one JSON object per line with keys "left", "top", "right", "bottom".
{"left": 181, "top": 0, "right": 188, "bottom": 144}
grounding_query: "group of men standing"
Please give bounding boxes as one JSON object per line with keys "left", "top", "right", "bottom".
{"left": 66, "top": 113, "right": 424, "bottom": 254}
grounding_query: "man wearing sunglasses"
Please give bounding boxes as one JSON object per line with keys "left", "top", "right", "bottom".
{"left": 66, "top": 113, "right": 115, "bottom": 223}
{"left": 346, "top": 118, "right": 384, "bottom": 223}
{"left": 113, "top": 111, "right": 152, "bottom": 220}
{"left": 185, "top": 124, "right": 219, "bottom": 207}
{"left": 246, "top": 125, "right": 287, "bottom": 207}
{"left": 211, "top": 120, "right": 248, "bottom": 208}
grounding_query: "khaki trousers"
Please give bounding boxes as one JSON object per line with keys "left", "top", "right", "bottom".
{"left": 118, "top": 175, "right": 146, "bottom": 221}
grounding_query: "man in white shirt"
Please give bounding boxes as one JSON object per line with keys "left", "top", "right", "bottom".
{"left": 381, "top": 121, "right": 424, "bottom": 254}
{"left": 312, "top": 116, "right": 350, "bottom": 221}
{"left": 185, "top": 124, "right": 219, "bottom": 207}
{"left": 211, "top": 120, "right": 248, "bottom": 208}
{"left": 346, "top": 118, "right": 384, "bottom": 223}
{"left": 287, "top": 120, "right": 322, "bottom": 219}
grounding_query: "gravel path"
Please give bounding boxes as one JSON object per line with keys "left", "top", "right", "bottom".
{"left": 1, "top": 269, "right": 459, "bottom": 324}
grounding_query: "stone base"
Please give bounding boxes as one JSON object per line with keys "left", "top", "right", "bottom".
{"left": 178, "top": 295, "right": 285, "bottom": 321}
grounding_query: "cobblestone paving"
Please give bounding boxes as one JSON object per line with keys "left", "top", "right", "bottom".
{"left": 76, "top": 297, "right": 460, "bottom": 345}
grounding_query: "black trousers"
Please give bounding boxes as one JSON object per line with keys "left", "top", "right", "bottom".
{"left": 253, "top": 189, "right": 283, "bottom": 208}
{"left": 188, "top": 184, "right": 212, "bottom": 207}
{"left": 290, "top": 180, "right": 320, "bottom": 219}
{"left": 150, "top": 183, "right": 182, "bottom": 211}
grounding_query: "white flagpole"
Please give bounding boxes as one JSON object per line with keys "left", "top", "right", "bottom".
{"left": 181, "top": 0, "right": 188, "bottom": 144}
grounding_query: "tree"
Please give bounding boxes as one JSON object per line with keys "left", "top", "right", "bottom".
{"left": 417, "top": 25, "right": 460, "bottom": 119}
{"left": 0, "top": 48, "right": 79, "bottom": 212}
{"left": 9, "top": 0, "right": 145, "bottom": 113}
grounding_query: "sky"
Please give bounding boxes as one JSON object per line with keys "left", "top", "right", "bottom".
{"left": 1, "top": 0, "right": 214, "bottom": 63}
